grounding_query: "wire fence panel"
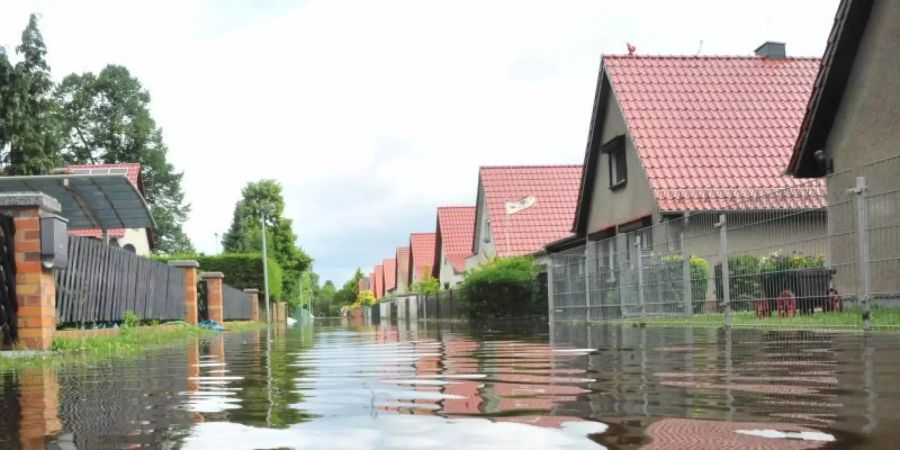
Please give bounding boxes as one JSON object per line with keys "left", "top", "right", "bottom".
{"left": 550, "top": 156, "right": 900, "bottom": 330}
{"left": 56, "top": 236, "right": 186, "bottom": 324}
{"left": 222, "top": 283, "right": 252, "bottom": 320}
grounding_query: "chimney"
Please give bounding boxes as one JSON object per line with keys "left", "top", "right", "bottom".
{"left": 754, "top": 41, "right": 786, "bottom": 59}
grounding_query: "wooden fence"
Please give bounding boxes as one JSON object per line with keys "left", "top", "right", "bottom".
{"left": 223, "top": 284, "right": 252, "bottom": 320}
{"left": 56, "top": 236, "right": 186, "bottom": 324}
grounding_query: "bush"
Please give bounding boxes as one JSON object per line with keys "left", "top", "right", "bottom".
{"left": 460, "top": 257, "right": 540, "bottom": 319}
{"left": 660, "top": 255, "right": 709, "bottom": 312}
{"left": 411, "top": 267, "right": 441, "bottom": 295}
{"left": 759, "top": 251, "right": 825, "bottom": 273}
{"left": 728, "top": 254, "right": 763, "bottom": 300}
{"left": 153, "top": 253, "right": 284, "bottom": 300}
{"left": 354, "top": 290, "right": 376, "bottom": 307}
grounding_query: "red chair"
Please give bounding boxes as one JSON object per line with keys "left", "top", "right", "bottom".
{"left": 776, "top": 290, "right": 797, "bottom": 317}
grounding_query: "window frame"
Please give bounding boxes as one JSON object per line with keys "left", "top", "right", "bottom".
{"left": 602, "top": 135, "right": 627, "bottom": 190}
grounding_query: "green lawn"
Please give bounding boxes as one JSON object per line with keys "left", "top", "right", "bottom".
{"left": 603, "top": 307, "right": 900, "bottom": 331}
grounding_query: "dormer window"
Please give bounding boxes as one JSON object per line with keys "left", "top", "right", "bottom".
{"left": 603, "top": 135, "right": 626, "bottom": 189}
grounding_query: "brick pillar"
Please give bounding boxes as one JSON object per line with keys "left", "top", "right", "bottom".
{"left": 0, "top": 193, "right": 62, "bottom": 351}
{"left": 201, "top": 272, "right": 224, "bottom": 324}
{"left": 168, "top": 260, "right": 200, "bottom": 325}
{"left": 244, "top": 288, "right": 259, "bottom": 322}
{"left": 18, "top": 365, "right": 61, "bottom": 449}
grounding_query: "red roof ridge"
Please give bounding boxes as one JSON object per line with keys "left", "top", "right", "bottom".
{"left": 479, "top": 164, "right": 581, "bottom": 170}
{"left": 602, "top": 54, "right": 821, "bottom": 61}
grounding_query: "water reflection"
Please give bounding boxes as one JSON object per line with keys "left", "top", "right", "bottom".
{"left": 0, "top": 321, "right": 898, "bottom": 448}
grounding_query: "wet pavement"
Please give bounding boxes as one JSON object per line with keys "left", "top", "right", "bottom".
{"left": 1, "top": 319, "right": 900, "bottom": 449}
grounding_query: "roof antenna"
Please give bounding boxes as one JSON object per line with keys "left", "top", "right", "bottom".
{"left": 627, "top": 42, "right": 636, "bottom": 56}
{"left": 696, "top": 39, "right": 704, "bottom": 56}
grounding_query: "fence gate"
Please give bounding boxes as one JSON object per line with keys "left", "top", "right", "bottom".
{"left": 0, "top": 214, "right": 15, "bottom": 345}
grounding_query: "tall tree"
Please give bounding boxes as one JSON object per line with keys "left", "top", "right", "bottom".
{"left": 222, "top": 179, "right": 313, "bottom": 304}
{"left": 55, "top": 65, "right": 193, "bottom": 253}
{"left": 0, "top": 14, "right": 61, "bottom": 175}
{"left": 335, "top": 268, "right": 365, "bottom": 306}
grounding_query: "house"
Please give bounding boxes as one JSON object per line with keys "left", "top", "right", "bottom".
{"left": 408, "top": 232, "right": 436, "bottom": 287}
{"left": 395, "top": 246, "right": 411, "bottom": 295}
{"left": 548, "top": 44, "right": 827, "bottom": 317}
{"left": 383, "top": 258, "right": 397, "bottom": 297}
{"left": 432, "top": 206, "right": 475, "bottom": 289}
{"left": 357, "top": 277, "right": 370, "bottom": 294}
{"left": 467, "top": 165, "right": 582, "bottom": 269}
{"left": 788, "top": 0, "right": 900, "bottom": 299}
{"left": 65, "top": 163, "right": 153, "bottom": 255}
{"left": 373, "top": 265, "right": 384, "bottom": 300}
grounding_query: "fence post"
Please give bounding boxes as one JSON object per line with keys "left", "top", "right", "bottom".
{"left": 244, "top": 288, "right": 260, "bottom": 322}
{"left": 168, "top": 260, "right": 200, "bottom": 325}
{"left": 850, "top": 176, "right": 872, "bottom": 331}
{"left": 0, "top": 193, "right": 62, "bottom": 350}
{"left": 547, "top": 257, "right": 556, "bottom": 323}
{"left": 200, "top": 272, "right": 225, "bottom": 323}
{"left": 680, "top": 217, "right": 693, "bottom": 316}
{"left": 636, "top": 235, "right": 646, "bottom": 317}
{"left": 717, "top": 214, "right": 732, "bottom": 327}
{"left": 584, "top": 239, "right": 593, "bottom": 321}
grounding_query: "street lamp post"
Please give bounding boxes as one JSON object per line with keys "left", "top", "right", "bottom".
{"left": 261, "top": 205, "right": 274, "bottom": 324}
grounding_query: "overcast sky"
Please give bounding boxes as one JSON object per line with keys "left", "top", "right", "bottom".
{"left": 1, "top": 0, "right": 840, "bottom": 285}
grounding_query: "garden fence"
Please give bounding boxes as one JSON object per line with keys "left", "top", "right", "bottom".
{"left": 550, "top": 155, "right": 900, "bottom": 330}
{"left": 222, "top": 283, "right": 253, "bottom": 320}
{"left": 56, "top": 236, "right": 186, "bottom": 324}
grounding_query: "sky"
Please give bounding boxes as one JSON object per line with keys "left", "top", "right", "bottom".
{"left": 0, "top": 0, "right": 840, "bottom": 285}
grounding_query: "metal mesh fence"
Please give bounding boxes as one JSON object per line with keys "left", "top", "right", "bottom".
{"left": 550, "top": 155, "right": 900, "bottom": 330}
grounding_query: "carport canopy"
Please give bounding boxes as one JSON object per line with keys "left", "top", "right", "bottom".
{"left": 0, "top": 174, "right": 154, "bottom": 230}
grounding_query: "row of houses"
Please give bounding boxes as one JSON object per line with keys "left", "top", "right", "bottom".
{"left": 359, "top": 0, "right": 900, "bottom": 311}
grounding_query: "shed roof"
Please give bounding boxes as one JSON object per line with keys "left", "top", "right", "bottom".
{"left": 478, "top": 165, "right": 582, "bottom": 257}
{"left": 65, "top": 163, "right": 145, "bottom": 239}
{"left": 435, "top": 206, "right": 476, "bottom": 273}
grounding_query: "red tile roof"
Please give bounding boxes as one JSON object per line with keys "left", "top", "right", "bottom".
{"left": 479, "top": 165, "right": 582, "bottom": 257}
{"left": 395, "top": 246, "right": 410, "bottom": 288}
{"left": 65, "top": 163, "right": 144, "bottom": 239}
{"left": 409, "top": 233, "right": 436, "bottom": 283}
{"left": 436, "top": 206, "right": 476, "bottom": 273}
{"left": 382, "top": 258, "right": 396, "bottom": 292}
{"left": 368, "top": 273, "right": 375, "bottom": 296}
{"left": 357, "top": 278, "right": 368, "bottom": 293}
{"left": 373, "top": 265, "right": 384, "bottom": 300}
{"left": 603, "top": 55, "right": 825, "bottom": 211}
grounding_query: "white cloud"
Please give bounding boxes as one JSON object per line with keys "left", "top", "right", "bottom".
{"left": 0, "top": 0, "right": 839, "bottom": 283}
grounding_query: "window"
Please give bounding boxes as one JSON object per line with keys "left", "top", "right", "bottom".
{"left": 603, "top": 135, "right": 626, "bottom": 189}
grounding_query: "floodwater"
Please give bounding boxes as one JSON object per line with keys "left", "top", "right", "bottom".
{"left": 1, "top": 320, "right": 900, "bottom": 449}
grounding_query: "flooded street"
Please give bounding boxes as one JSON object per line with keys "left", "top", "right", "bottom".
{"left": 2, "top": 320, "right": 900, "bottom": 449}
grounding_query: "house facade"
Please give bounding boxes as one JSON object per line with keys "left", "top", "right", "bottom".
{"left": 408, "top": 232, "right": 436, "bottom": 287}
{"left": 466, "top": 165, "right": 582, "bottom": 270}
{"left": 548, "top": 46, "right": 828, "bottom": 318}
{"left": 66, "top": 163, "right": 153, "bottom": 255}
{"left": 788, "top": 0, "right": 900, "bottom": 299}
{"left": 433, "top": 206, "right": 475, "bottom": 289}
{"left": 395, "top": 246, "right": 411, "bottom": 295}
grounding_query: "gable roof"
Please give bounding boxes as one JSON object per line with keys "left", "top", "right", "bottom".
{"left": 788, "top": 0, "right": 876, "bottom": 177}
{"left": 409, "top": 232, "right": 436, "bottom": 282}
{"left": 382, "top": 258, "right": 396, "bottom": 292}
{"left": 357, "top": 277, "right": 369, "bottom": 293}
{"left": 435, "top": 206, "right": 476, "bottom": 273}
{"left": 65, "top": 163, "right": 146, "bottom": 240}
{"left": 395, "top": 246, "right": 410, "bottom": 286}
{"left": 373, "top": 265, "right": 384, "bottom": 299}
{"left": 575, "top": 55, "right": 824, "bottom": 233}
{"left": 477, "top": 165, "right": 582, "bottom": 257}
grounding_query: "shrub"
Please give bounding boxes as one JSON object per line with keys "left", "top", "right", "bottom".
{"left": 411, "top": 267, "right": 441, "bottom": 295}
{"left": 154, "top": 253, "right": 283, "bottom": 300}
{"left": 759, "top": 251, "right": 825, "bottom": 273}
{"left": 728, "top": 254, "right": 762, "bottom": 299}
{"left": 659, "top": 255, "right": 710, "bottom": 312}
{"left": 460, "top": 257, "right": 540, "bottom": 319}
{"left": 354, "top": 290, "right": 376, "bottom": 307}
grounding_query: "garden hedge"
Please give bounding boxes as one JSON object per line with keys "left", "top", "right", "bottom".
{"left": 154, "top": 253, "right": 283, "bottom": 300}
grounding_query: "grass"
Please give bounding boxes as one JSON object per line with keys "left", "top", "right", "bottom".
{"left": 603, "top": 307, "right": 900, "bottom": 331}
{"left": 0, "top": 321, "right": 267, "bottom": 370}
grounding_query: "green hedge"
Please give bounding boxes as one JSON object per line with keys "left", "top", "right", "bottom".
{"left": 460, "top": 257, "right": 541, "bottom": 319}
{"left": 154, "top": 253, "right": 283, "bottom": 300}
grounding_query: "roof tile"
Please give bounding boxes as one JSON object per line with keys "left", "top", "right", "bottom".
{"left": 436, "top": 206, "right": 476, "bottom": 273}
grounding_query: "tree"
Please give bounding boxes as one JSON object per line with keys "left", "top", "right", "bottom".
{"left": 411, "top": 265, "right": 440, "bottom": 294}
{"left": 313, "top": 280, "right": 338, "bottom": 317}
{"left": 222, "top": 180, "right": 312, "bottom": 304}
{"left": 55, "top": 65, "right": 193, "bottom": 253}
{"left": 335, "top": 268, "right": 365, "bottom": 306}
{"left": 0, "top": 14, "right": 62, "bottom": 175}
